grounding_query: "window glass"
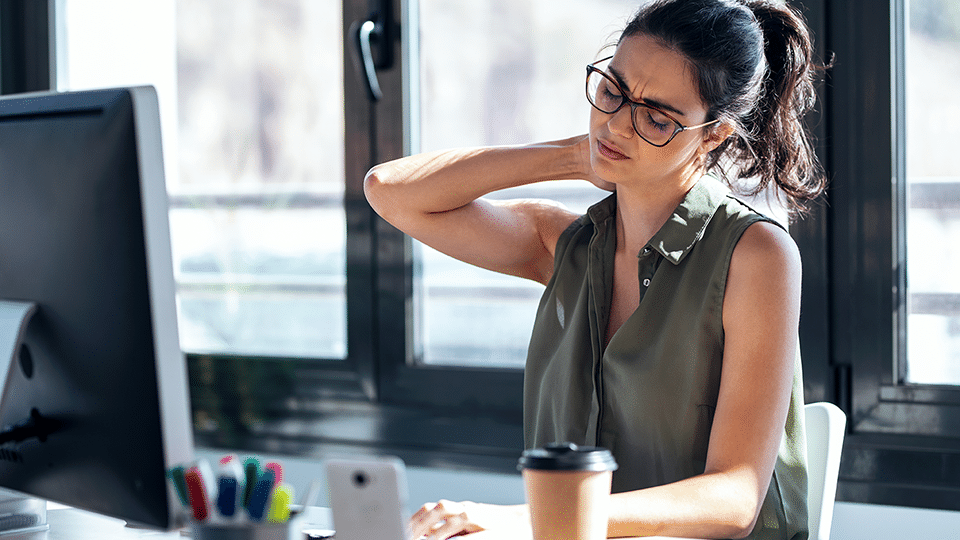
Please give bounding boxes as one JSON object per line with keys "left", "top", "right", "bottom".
{"left": 413, "top": 0, "right": 638, "bottom": 367}
{"left": 905, "top": 0, "right": 960, "bottom": 384}
{"left": 58, "top": 0, "right": 346, "bottom": 359}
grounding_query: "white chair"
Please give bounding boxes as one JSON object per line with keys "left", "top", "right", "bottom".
{"left": 804, "top": 401, "right": 847, "bottom": 540}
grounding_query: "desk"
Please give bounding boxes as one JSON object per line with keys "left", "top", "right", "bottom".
{"left": 9, "top": 505, "right": 697, "bottom": 540}
{"left": 3, "top": 505, "right": 332, "bottom": 540}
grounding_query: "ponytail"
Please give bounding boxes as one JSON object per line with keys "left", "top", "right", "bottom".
{"left": 738, "top": 0, "right": 828, "bottom": 216}
{"left": 621, "top": 0, "right": 830, "bottom": 219}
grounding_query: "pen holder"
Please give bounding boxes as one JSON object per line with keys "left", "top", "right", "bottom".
{"left": 190, "top": 519, "right": 300, "bottom": 540}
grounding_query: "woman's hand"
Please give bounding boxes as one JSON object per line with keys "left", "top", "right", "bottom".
{"left": 408, "top": 500, "right": 531, "bottom": 540}
{"left": 573, "top": 134, "right": 617, "bottom": 192}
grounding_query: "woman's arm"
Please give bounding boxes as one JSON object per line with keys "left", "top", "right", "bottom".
{"left": 606, "top": 221, "right": 802, "bottom": 539}
{"left": 363, "top": 135, "right": 607, "bottom": 285}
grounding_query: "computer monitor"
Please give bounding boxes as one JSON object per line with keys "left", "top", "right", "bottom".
{"left": 0, "top": 87, "right": 193, "bottom": 529}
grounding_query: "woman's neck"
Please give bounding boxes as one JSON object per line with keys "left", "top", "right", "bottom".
{"left": 613, "top": 169, "right": 703, "bottom": 255}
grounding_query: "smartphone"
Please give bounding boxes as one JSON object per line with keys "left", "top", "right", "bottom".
{"left": 325, "top": 456, "right": 410, "bottom": 540}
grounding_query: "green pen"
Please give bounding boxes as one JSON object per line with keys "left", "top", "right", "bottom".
{"left": 241, "top": 457, "right": 261, "bottom": 508}
{"left": 167, "top": 466, "right": 190, "bottom": 507}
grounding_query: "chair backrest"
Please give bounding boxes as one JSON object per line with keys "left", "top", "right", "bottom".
{"left": 804, "top": 401, "right": 846, "bottom": 540}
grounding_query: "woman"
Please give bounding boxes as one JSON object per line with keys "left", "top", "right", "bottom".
{"left": 364, "top": 0, "right": 827, "bottom": 538}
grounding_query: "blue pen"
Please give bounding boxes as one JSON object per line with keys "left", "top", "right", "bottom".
{"left": 216, "top": 476, "right": 240, "bottom": 518}
{"left": 245, "top": 469, "right": 275, "bottom": 522}
{"left": 214, "top": 455, "right": 243, "bottom": 518}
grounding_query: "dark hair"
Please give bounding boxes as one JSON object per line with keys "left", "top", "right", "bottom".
{"left": 621, "top": 0, "right": 829, "bottom": 218}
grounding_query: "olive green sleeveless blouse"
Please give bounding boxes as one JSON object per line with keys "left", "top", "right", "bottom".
{"left": 523, "top": 176, "right": 808, "bottom": 540}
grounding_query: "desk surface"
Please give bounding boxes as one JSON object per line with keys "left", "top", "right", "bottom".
{"left": 10, "top": 505, "right": 696, "bottom": 540}
{"left": 5, "top": 506, "right": 333, "bottom": 540}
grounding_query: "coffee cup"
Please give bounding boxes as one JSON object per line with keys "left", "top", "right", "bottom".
{"left": 518, "top": 442, "right": 617, "bottom": 540}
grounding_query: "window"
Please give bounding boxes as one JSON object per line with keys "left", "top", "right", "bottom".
{"left": 904, "top": 0, "right": 960, "bottom": 385}
{"left": 57, "top": 0, "right": 347, "bottom": 360}
{"left": 412, "top": 0, "right": 631, "bottom": 367}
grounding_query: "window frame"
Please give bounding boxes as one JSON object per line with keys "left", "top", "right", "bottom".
{"left": 365, "top": 0, "right": 525, "bottom": 440}
{"left": 816, "top": 0, "right": 960, "bottom": 511}
{"left": 0, "top": 0, "right": 51, "bottom": 94}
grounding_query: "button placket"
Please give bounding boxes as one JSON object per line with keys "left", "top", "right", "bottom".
{"left": 636, "top": 246, "right": 660, "bottom": 301}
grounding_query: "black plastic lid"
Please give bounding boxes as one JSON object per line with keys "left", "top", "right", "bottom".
{"left": 518, "top": 442, "right": 618, "bottom": 472}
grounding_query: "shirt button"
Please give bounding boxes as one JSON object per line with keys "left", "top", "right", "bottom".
{"left": 642, "top": 278, "right": 651, "bottom": 287}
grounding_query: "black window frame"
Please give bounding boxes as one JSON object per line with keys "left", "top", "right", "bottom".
{"left": 0, "top": 0, "right": 51, "bottom": 94}
{"left": 813, "top": 0, "right": 960, "bottom": 511}
{"left": 13, "top": 0, "right": 960, "bottom": 510}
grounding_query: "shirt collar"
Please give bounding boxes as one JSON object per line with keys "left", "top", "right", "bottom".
{"left": 586, "top": 175, "right": 729, "bottom": 265}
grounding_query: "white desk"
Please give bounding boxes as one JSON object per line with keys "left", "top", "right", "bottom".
{"left": 10, "top": 505, "right": 698, "bottom": 540}
{"left": 3, "top": 505, "right": 333, "bottom": 540}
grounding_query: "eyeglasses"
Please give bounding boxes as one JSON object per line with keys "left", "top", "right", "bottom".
{"left": 585, "top": 56, "right": 719, "bottom": 147}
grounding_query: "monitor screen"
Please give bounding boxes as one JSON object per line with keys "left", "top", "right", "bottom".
{"left": 0, "top": 87, "right": 193, "bottom": 529}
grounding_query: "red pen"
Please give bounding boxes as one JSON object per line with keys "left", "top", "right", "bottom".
{"left": 184, "top": 467, "right": 209, "bottom": 522}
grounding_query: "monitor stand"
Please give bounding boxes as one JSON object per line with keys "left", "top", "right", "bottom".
{"left": 0, "top": 300, "right": 49, "bottom": 535}
{"left": 0, "top": 300, "right": 37, "bottom": 413}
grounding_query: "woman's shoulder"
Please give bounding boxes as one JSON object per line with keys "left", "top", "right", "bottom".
{"left": 713, "top": 193, "right": 799, "bottom": 262}
{"left": 704, "top": 192, "right": 792, "bottom": 247}
{"left": 732, "top": 218, "right": 801, "bottom": 275}
{"left": 683, "top": 190, "right": 800, "bottom": 286}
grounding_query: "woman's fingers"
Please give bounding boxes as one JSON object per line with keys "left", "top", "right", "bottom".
{"left": 574, "top": 134, "right": 617, "bottom": 191}
{"left": 409, "top": 501, "right": 438, "bottom": 539}
{"left": 409, "top": 500, "right": 478, "bottom": 540}
{"left": 425, "top": 515, "right": 469, "bottom": 540}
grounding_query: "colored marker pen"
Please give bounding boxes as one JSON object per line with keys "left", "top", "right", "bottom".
{"left": 218, "top": 453, "right": 239, "bottom": 467}
{"left": 218, "top": 454, "right": 244, "bottom": 479}
{"left": 193, "top": 459, "right": 216, "bottom": 500}
{"left": 167, "top": 466, "right": 190, "bottom": 508}
{"left": 241, "top": 457, "right": 261, "bottom": 509}
{"left": 184, "top": 467, "right": 209, "bottom": 522}
{"left": 264, "top": 461, "right": 283, "bottom": 487}
{"left": 267, "top": 484, "right": 293, "bottom": 523}
{"left": 214, "top": 455, "right": 242, "bottom": 520}
{"left": 245, "top": 469, "right": 275, "bottom": 522}
{"left": 215, "top": 475, "right": 240, "bottom": 519}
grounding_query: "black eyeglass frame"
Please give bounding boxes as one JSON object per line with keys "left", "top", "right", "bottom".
{"left": 585, "top": 56, "right": 720, "bottom": 147}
